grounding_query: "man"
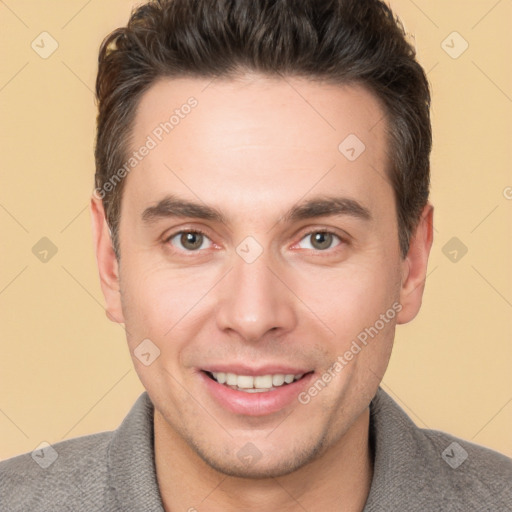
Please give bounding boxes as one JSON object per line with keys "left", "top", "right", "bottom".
{"left": 1, "top": 0, "right": 510, "bottom": 510}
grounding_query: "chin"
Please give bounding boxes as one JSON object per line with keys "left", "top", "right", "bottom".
{"left": 189, "top": 434, "right": 328, "bottom": 479}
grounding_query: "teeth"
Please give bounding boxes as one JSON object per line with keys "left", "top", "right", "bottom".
{"left": 272, "top": 374, "right": 285, "bottom": 386}
{"left": 226, "top": 373, "right": 237, "bottom": 385}
{"left": 210, "top": 372, "right": 305, "bottom": 391}
{"left": 237, "top": 375, "right": 254, "bottom": 389}
{"left": 254, "top": 375, "right": 273, "bottom": 388}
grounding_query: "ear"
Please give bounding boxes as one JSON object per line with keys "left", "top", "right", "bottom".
{"left": 397, "top": 203, "right": 434, "bottom": 324}
{"left": 90, "top": 196, "right": 125, "bottom": 324}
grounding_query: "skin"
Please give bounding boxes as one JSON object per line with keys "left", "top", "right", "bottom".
{"left": 91, "top": 75, "right": 433, "bottom": 511}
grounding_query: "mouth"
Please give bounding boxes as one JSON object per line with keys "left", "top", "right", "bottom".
{"left": 203, "top": 370, "right": 310, "bottom": 393}
{"left": 199, "top": 365, "right": 315, "bottom": 416}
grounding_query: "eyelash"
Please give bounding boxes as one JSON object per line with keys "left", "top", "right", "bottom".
{"left": 295, "top": 229, "right": 345, "bottom": 252}
{"left": 164, "top": 228, "right": 212, "bottom": 251}
{"left": 163, "top": 228, "right": 347, "bottom": 254}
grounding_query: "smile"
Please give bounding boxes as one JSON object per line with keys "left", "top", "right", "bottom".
{"left": 205, "top": 371, "right": 307, "bottom": 392}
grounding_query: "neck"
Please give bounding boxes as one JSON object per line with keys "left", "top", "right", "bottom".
{"left": 154, "top": 408, "right": 373, "bottom": 512}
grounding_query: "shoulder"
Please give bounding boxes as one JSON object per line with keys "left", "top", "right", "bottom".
{"left": 367, "top": 388, "right": 512, "bottom": 511}
{"left": 419, "top": 427, "right": 512, "bottom": 507}
{"left": 0, "top": 431, "right": 113, "bottom": 511}
{"left": 0, "top": 392, "right": 159, "bottom": 512}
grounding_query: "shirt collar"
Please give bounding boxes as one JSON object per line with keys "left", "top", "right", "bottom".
{"left": 108, "top": 392, "right": 164, "bottom": 511}
{"left": 363, "top": 387, "right": 434, "bottom": 511}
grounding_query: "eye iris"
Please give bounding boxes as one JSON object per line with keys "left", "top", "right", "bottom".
{"left": 311, "top": 232, "right": 332, "bottom": 250}
{"left": 181, "top": 232, "right": 203, "bottom": 250}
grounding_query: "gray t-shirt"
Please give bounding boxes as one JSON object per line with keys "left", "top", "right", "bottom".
{"left": 1, "top": 388, "right": 511, "bottom": 511}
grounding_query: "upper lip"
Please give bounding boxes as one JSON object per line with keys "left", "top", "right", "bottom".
{"left": 201, "top": 365, "right": 313, "bottom": 376}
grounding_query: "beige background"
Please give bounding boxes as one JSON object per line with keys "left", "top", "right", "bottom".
{"left": 1, "top": 0, "right": 511, "bottom": 461}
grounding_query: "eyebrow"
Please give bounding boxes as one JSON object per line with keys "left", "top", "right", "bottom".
{"left": 142, "top": 195, "right": 225, "bottom": 224}
{"left": 141, "top": 194, "right": 371, "bottom": 225}
{"left": 283, "top": 196, "right": 371, "bottom": 223}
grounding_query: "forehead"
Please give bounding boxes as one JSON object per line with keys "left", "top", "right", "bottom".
{"left": 125, "top": 75, "right": 391, "bottom": 218}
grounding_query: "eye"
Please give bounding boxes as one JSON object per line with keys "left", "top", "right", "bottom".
{"left": 167, "top": 231, "right": 213, "bottom": 251}
{"left": 297, "top": 231, "right": 343, "bottom": 251}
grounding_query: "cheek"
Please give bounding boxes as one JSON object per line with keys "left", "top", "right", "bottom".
{"left": 119, "top": 260, "right": 218, "bottom": 347}
{"left": 293, "top": 259, "right": 401, "bottom": 342}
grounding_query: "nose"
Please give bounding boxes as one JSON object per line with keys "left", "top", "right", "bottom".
{"left": 215, "top": 251, "right": 297, "bottom": 343}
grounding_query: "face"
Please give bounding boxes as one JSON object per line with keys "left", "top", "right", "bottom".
{"left": 92, "top": 75, "right": 432, "bottom": 478}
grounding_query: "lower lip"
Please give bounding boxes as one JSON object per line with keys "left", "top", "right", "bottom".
{"left": 200, "top": 371, "right": 314, "bottom": 416}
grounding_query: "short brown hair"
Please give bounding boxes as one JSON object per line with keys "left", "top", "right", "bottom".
{"left": 95, "top": 0, "right": 431, "bottom": 258}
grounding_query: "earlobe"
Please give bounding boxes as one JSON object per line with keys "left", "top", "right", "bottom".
{"left": 397, "top": 203, "right": 434, "bottom": 324}
{"left": 90, "top": 196, "right": 125, "bottom": 324}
